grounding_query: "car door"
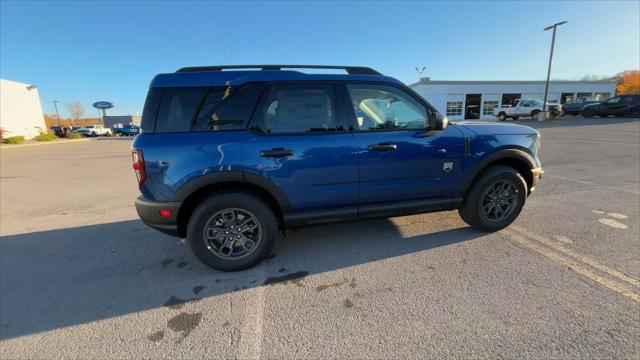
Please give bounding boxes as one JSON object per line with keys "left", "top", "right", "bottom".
{"left": 243, "top": 82, "right": 359, "bottom": 217}
{"left": 599, "top": 97, "right": 624, "bottom": 115}
{"left": 517, "top": 101, "right": 531, "bottom": 116}
{"left": 342, "top": 82, "right": 465, "bottom": 207}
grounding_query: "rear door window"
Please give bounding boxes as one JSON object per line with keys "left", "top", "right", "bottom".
{"left": 251, "top": 83, "right": 339, "bottom": 134}
{"left": 192, "top": 84, "right": 264, "bottom": 131}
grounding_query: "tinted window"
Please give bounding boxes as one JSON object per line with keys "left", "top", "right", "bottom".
{"left": 192, "top": 84, "right": 263, "bottom": 131}
{"left": 346, "top": 84, "right": 427, "bottom": 131}
{"left": 252, "top": 83, "right": 337, "bottom": 133}
{"left": 140, "top": 88, "right": 162, "bottom": 133}
{"left": 155, "top": 87, "right": 206, "bottom": 133}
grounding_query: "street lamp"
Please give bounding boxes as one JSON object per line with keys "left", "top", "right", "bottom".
{"left": 52, "top": 100, "right": 61, "bottom": 125}
{"left": 541, "top": 21, "right": 567, "bottom": 120}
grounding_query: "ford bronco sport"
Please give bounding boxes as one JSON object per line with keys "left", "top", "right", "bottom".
{"left": 133, "top": 65, "right": 543, "bottom": 271}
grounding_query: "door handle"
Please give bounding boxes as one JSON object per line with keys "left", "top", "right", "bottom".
{"left": 368, "top": 144, "right": 397, "bottom": 152}
{"left": 260, "top": 148, "right": 293, "bottom": 158}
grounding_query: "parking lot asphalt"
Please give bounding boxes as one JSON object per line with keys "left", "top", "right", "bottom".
{"left": 1, "top": 117, "right": 639, "bottom": 359}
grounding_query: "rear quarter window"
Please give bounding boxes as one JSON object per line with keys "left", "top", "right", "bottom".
{"left": 155, "top": 87, "right": 207, "bottom": 133}
{"left": 140, "top": 89, "right": 162, "bottom": 133}
{"left": 143, "top": 85, "right": 264, "bottom": 133}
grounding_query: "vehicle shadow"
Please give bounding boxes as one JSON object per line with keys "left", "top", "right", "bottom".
{"left": 0, "top": 215, "right": 484, "bottom": 340}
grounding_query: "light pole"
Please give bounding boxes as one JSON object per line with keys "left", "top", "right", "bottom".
{"left": 541, "top": 21, "right": 567, "bottom": 120}
{"left": 52, "top": 100, "right": 61, "bottom": 125}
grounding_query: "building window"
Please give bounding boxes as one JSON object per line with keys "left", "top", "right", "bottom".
{"left": 560, "top": 93, "right": 574, "bottom": 104}
{"left": 501, "top": 93, "right": 521, "bottom": 107}
{"left": 576, "top": 92, "right": 593, "bottom": 99}
{"left": 446, "top": 101, "right": 463, "bottom": 116}
{"left": 482, "top": 101, "right": 498, "bottom": 115}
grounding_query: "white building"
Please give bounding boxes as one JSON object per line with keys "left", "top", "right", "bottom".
{"left": 0, "top": 79, "right": 47, "bottom": 139}
{"left": 410, "top": 79, "right": 617, "bottom": 120}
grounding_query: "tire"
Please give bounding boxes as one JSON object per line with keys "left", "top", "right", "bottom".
{"left": 530, "top": 110, "right": 540, "bottom": 119}
{"left": 582, "top": 110, "right": 594, "bottom": 118}
{"left": 629, "top": 108, "right": 640, "bottom": 118}
{"left": 497, "top": 112, "right": 507, "bottom": 121}
{"left": 458, "top": 165, "right": 528, "bottom": 232}
{"left": 187, "top": 192, "right": 277, "bottom": 271}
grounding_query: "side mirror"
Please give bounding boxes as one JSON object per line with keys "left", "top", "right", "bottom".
{"left": 432, "top": 112, "right": 449, "bottom": 131}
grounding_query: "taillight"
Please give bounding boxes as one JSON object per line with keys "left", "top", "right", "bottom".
{"left": 132, "top": 150, "right": 146, "bottom": 186}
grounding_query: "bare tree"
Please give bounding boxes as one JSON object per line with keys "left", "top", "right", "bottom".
{"left": 66, "top": 101, "right": 85, "bottom": 120}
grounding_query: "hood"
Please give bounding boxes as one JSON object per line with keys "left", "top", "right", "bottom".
{"left": 455, "top": 121, "right": 538, "bottom": 136}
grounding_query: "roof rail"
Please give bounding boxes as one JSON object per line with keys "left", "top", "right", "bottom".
{"left": 176, "top": 65, "right": 382, "bottom": 76}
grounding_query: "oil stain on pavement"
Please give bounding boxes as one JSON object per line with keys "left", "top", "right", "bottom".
{"left": 167, "top": 312, "right": 202, "bottom": 340}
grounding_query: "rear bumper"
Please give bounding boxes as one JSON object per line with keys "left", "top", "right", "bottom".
{"left": 135, "top": 196, "right": 182, "bottom": 237}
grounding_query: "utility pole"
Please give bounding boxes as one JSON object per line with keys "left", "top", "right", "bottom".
{"left": 541, "top": 21, "right": 567, "bottom": 120}
{"left": 52, "top": 100, "right": 61, "bottom": 125}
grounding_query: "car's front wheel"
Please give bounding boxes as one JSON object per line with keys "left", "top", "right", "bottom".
{"left": 497, "top": 112, "right": 507, "bottom": 121}
{"left": 187, "top": 192, "right": 277, "bottom": 271}
{"left": 458, "top": 165, "right": 527, "bottom": 232}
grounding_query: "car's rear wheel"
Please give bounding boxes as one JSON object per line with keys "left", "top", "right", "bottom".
{"left": 458, "top": 165, "right": 527, "bottom": 232}
{"left": 497, "top": 112, "right": 507, "bottom": 121}
{"left": 531, "top": 110, "right": 540, "bottom": 119}
{"left": 187, "top": 192, "right": 277, "bottom": 271}
{"left": 582, "top": 110, "right": 595, "bottom": 118}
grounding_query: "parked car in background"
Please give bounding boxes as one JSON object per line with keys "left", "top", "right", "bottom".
{"left": 561, "top": 97, "right": 600, "bottom": 116}
{"left": 75, "top": 125, "right": 111, "bottom": 137}
{"left": 49, "top": 126, "right": 66, "bottom": 137}
{"left": 581, "top": 95, "right": 640, "bottom": 118}
{"left": 494, "top": 99, "right": 561, "bottom": 121}
{"left": 114, "top": 124, "right": 140, "bottom": 136}
{"left": 133, "top": 64, "right": 543, "bottom": 271}
{"left": 50, "top": 126, "right": 83, "bottom": 137}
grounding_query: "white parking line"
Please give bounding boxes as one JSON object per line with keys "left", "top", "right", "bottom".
{"left": 598, "top": 218, "right": 629, "bottom": 229}
{"left": 510, "top": 225, "right": 639, "bottom": 288}
{"left": 606, "top": 213, "right": 629, "bottom": 219}
{"left": 502, "top": 228, "right": 640, "bottom": 303}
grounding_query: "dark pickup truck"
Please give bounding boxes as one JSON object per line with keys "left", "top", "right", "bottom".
{"left": 581, "top": 95, "right": 640, "bottom": 118}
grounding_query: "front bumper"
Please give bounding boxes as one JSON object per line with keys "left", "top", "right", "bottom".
{"left": 135, "top": 196, "right": 182, "bottom": 237}
{"left": 530, "top": 167, "right": 544, "bottom": 192}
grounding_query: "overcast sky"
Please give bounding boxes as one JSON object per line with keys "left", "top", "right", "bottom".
{"left": 1, "top": 1, "right": 638, "bottom": 116}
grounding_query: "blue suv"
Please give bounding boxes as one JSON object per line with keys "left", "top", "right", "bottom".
{"left": 133, "top": 65, "right": 543, "bottom": 271}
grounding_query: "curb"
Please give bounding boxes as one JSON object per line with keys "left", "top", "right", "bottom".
{"left": 0, "top": 138, "right": 92, "bottom": 150}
